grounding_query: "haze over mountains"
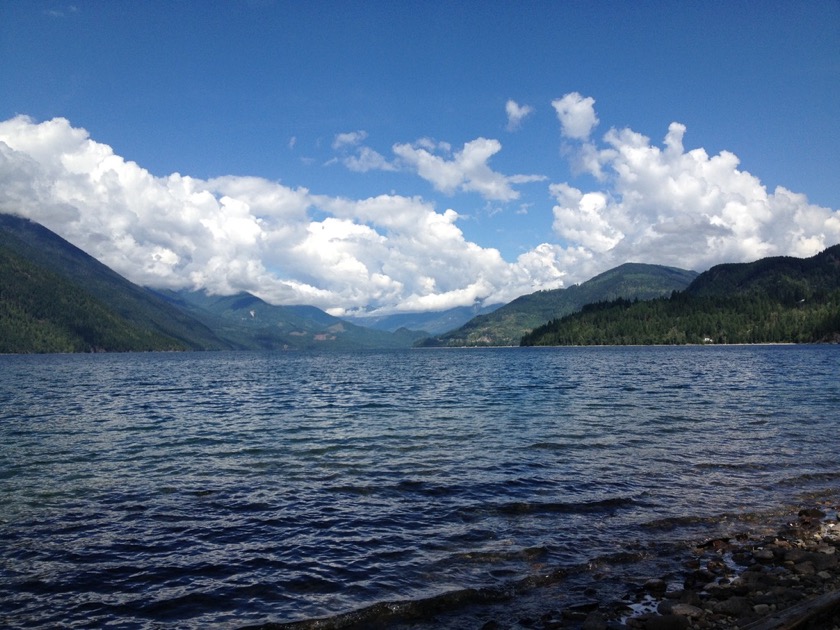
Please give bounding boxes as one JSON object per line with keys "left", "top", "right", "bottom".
{"left": 421, "top": 264, "right": 699, "bottom": 346}
{"left": 1, "top": 213, "right": 838, "bottom": 353}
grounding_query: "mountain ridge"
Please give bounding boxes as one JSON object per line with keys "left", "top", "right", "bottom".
{"left": 420, "top": 262, "right": 699, "bottom": 346}
{"left": 522, "top": 244, "right": 840, "bottom": 346}
{"left": 5, "top": 212, "right": 835, "bottom": 352}
{"left": 0, "top": 213, "right": 424, "bottom": 352}
{"left": 0, "top": 213, "right": 230, "bottom": 352}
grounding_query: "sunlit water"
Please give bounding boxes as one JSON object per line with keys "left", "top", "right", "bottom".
{"left": 1, "top": 346, "right": 839, "bottom": 628}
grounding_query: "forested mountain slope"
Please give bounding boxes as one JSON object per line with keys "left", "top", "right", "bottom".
{"left": 0, "top": 214, "right": 228, "bottom": 352}
{"left": 0, "top": 213, "right": 424, "bottom": 352}
{"left": 421, "top": 263, "right": 698, "bottom": 346}
{"left": 522, "top": 245, "right": 840, "bottom": 346}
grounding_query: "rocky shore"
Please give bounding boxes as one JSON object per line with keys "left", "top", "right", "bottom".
{"left": 545, "top": 502, "right": 840, "bottom": 629}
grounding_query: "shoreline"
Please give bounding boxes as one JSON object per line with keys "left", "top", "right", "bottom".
{"left": 243, "top": 502, "right": 840, "bottom": 630}
{"left": 569, "top": 501, "right": 840, "bottom": 629}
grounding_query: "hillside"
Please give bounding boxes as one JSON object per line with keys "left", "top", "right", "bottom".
{"left": 157, "top": 289, "right": 426, "bottom": 350}
{"left": 420, "top": 263, "right": 698, "bottom": 346}
{"left": 0, "top": 214, "right": 229, "bottom": 352}
{"left": 0, "top": 213, "right": 424, "bottom": 353}
{"left": 522, "top": 245, "right": 840, "bottom": 346}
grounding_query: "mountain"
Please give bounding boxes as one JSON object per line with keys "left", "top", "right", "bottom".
{"left": 155, "top": 289, "right": 427, "bottom": 350}
{"left": 420, "top": 263, "right": 699, "bottom": 346}
{"left": 0, "top": 213, "right": 230, "bottom": 352}
{"left": 522, "top": 245, "right": 840, "bottom": 346}
{"left": 342, "top": 303, "right": 503, "bottom": 335}
{"left": 0, "top": 213, "right": 425, "bottom": 353}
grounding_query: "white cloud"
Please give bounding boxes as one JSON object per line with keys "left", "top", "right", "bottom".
{"left": 505, "top": 99, "right": 534, "bottom": 131}
{"left": 2, "top": 108, "right": 836, "bottom": 319}
{"left": 393, "top": 137, "right": 545, "bottom": 201}
{"left": 550, "top": 115, "right": 840, "bottom": 274}
{"left": 330, "top": 130, "right": 397, "bottom": 173}
{"left": 552, "top": 92, "right": 599, "bottom": 140}
{"left": 332, "top": 130, "right": 368, "bottom": 150}
{"left": 0, "top": 115, "right": 568, "bottom": 314}
{"left": 342, "top": 146, "right": 396, "bottom": 173}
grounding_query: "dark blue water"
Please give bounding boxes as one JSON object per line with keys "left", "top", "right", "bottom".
{"left": 1, "top": 346, "right": 839, "bottom": 628}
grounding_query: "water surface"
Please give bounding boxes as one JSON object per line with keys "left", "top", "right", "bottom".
{"left": 1, "top": 346, "right": 838, "bottom": 628}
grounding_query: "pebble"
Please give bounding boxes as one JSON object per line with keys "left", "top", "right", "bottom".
{"left": 543, "top": 503, "right": 840, "bottom": 629}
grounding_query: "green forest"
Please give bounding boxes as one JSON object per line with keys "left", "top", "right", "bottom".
{"left": 420, "top": 263, "right": 698, "bottom": 346}
{"left": 522, "top": 245, "right": 840, "bottom": 346}
{"left": 0, "top": 247, "right": 188, "bottom": 353}
{"left": 3, "top": 211, "right": 839, "bottom": 353}
{"left": 520, "top": 291, "right": 840, "bottom": 346}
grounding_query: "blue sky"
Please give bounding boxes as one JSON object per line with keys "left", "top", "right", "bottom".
{"left": 1, "top": 1, "right": 839, "bottom": 315}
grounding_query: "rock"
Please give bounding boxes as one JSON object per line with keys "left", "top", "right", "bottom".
{"left": 676, "top": 590, "right": 702, "bottom": 606}
{"left": 644, "top": 578, "right": 668, "bottom": 595}
{"left": 712, "top": 596, "right": 753, "bottom": 617}
{"left": 785, "top": 548, "right": 808, "bottom": 563}
{"left": 564, "top": 505, "right": 840, "bottom": 629}
{"left": 753, "top": 548, "right": 775, "bottom": 561}
{"left": 582, "top": 611, "right": 608, "bottom": 630}
{"left": 670, "top": 603, "right": 703, "bottom": 618}
{"left": 640, "top": 614, "right": 689, "bottom": 630}
{"left": 562, "top": 601, "right": 599, "bottom": 622}
{"left": 684, "top": 569, "right": 715, "bottom": 589}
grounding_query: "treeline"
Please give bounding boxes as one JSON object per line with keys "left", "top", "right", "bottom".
{"left": 419, "top": 263, "right": 698, "bottom": 347}
{"left": 520, "top": 291, "right": 840, "bottom": 346}
{"left": 522, "top": 246, "right": 840, "bottom": 346}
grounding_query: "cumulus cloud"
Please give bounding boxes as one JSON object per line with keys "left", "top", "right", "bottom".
{"left": 2, "top": 105, "right": 836, "bottom": 318}
{"left": 393, "top": 137, "right": 545, "bottom": 201}
{"left": 0, "top": 115, "right": 567, "bottom": 314}
{"left": 550, "top": 114, "right": 840, "bottom": 274}
{"left": 505, "top": 99, "right": 534, "bottom": 131}
{"left": 552, "top": 92, "right": 599, "bottom": 140}
{"left": 330, "top": 132, "right": 545, "bottom": 202}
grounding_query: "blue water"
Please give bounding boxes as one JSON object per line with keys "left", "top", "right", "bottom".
{"left": 1, "top": 346, "right": 839, "bottom": 628}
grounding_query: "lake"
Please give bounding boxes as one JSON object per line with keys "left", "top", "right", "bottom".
{"left": 1, "top": 346, "right": 838, "bottom": 628}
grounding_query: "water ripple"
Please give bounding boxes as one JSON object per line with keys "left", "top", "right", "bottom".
{"left": 1, "top": 346, "right": 839, "bottom": 628}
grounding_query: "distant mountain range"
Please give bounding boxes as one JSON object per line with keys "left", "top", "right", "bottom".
{"left": 4, "top": 212, "right": 835, "bottom": 353}
{"left": 419, "top": 263, "right": 699, "bottom": 346}
{"left": 342, "top": 303, "right": 502, "bottom": 336}
{"left": 152, "top": 288, "right": 427, "bottom": 350}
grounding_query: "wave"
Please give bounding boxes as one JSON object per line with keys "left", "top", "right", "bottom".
{"left": 236, "top": 543, "right": 660, "bottom": 630}
{"left": 238, "top": 586, "right": 514, "bottom": 629}
{"left": 775, "top": 470, "right": 840, "bottom": 486}
{"left": 693, "top": 461, "right": 771, "bottom": 471}
{"left": 640, "top": 507, "right": 789, "bottom": 533}
{"left": 485, "top": 496, "right": 640, "bottom": 517}
{"left": 237, "top": 561, "right": 579, "bottom": 630}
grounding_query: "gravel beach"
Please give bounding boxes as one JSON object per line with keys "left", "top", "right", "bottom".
{"left": 542, "top": 502, "right": 840, "bottom": 630}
